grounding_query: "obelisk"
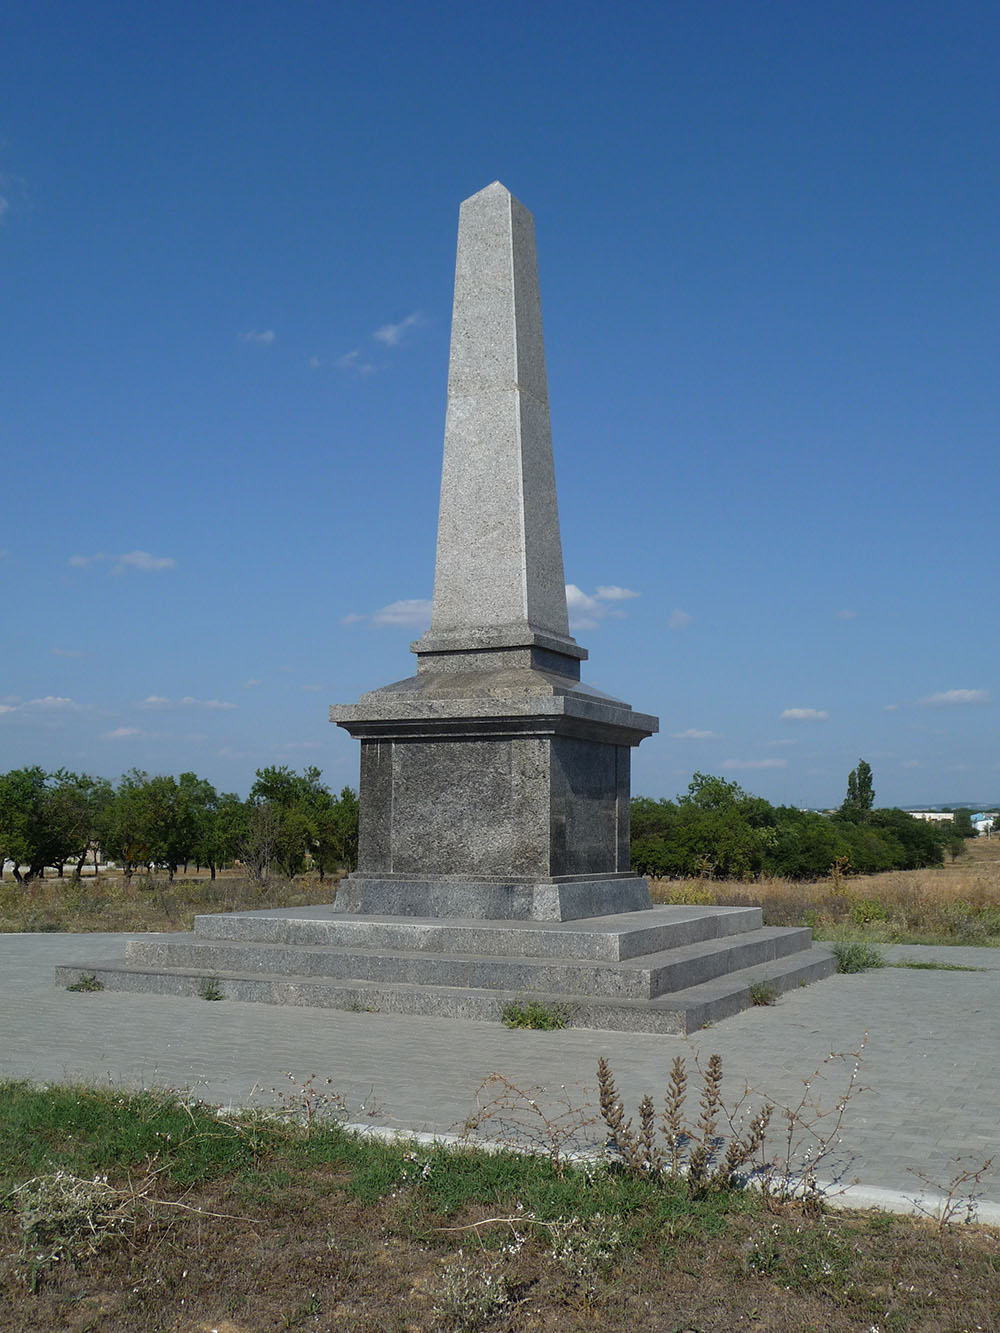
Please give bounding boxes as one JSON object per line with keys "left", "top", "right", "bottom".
{"left": 331, "top": 182, "right": 658, "bottom": 921}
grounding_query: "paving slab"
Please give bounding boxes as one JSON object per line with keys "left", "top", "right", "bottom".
{"left": 2, "top": 933, "right": 998, "bottom": 1213}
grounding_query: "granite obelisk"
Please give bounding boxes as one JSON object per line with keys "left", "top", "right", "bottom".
{"left": 331, "top": 182, "right": 658, "bottom": 921}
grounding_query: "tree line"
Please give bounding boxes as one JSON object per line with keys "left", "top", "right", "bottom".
{"left": 0, "top": 765, "right": 358, "bottom": 884}
{"left": 631, "top": 763, "right": 969, "bottom": 881}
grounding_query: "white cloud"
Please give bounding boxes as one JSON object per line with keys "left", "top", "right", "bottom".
{"left": 336, "top": 348, "right": 375, "bottom": 376}
{"left": 566, "top": 583, "right": 641, "bottom": 631}
{"left": 919, "top": 689, "right": 991, "bottom": 707}
{"left": 69, "top": 550, "right": 176, "bottom": 574}
{"left": 883, "top": 703, "right": 899, "bottom": 712}
{"left": 668, "top": 609, "right": 692, "bottom": 631}
{"left": 17, "top": 696, "right": 82, "bottom": 711}
{"left": 243, "top": 678, "right": 262, "bottom": 688}
{"left": 372, "top": 598, "right": 433, "bottom": 628}
{"left": 308, "top": 355, "right": 322, "bottom": 369}
{"left": 373, "top": 311, "right": 422, "bottom": 346}
{"left": 781, "top": 708, "right": 830, "bottom": 722}
{"left": 595, "top": 585, "right": 640, "bottom": 601}
{"left": 103, "top": 726, "right": 143, "bottom": 739}
{"left": 836, "top": 609, "right": 857, "bottom": 620}
{"left": 672, "top": 729, "right": 720, "bottom": 740}
{"left": 340, "top": 613, "right": 366, "bottom": 625}
{"left": 240, "top": 329, "right": 276, "bottom": 344}
{"left": 0, "top": 704, "right": 16, "bottom": 715}
{"left": 721, "top": 758, "right": 788, "bottom": 770}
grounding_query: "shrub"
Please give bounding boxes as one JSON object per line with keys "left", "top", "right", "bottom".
{"left": 831, "top": 942, "right": 886, "bottom": 973}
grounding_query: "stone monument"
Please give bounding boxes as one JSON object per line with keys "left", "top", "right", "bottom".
{"left": 331, "top": 182, "right": 658, "bottom": 921}
{"left": 57, "top": 185, "right": 835, "bottom": 1032}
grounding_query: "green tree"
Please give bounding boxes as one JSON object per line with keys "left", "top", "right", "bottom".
{"left": 842, "top": 759, "right": 875, "bottom": 818}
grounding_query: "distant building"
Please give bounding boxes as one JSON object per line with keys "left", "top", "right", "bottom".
{"left": 909, "top": 811, "right": 955, "bottom": 824}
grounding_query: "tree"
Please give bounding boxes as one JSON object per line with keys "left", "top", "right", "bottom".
{"left": 0, "top": 768, "right": 95, "bottom": 881}
{"left": 842, "top": 760, "right": 874, "bottom": 817}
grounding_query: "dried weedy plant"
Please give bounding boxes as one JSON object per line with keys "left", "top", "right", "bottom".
{"left": 461, "top": 1074, "right": 600, "bottom": 1174}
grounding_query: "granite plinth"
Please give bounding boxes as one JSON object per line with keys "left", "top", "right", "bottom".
{"left": 332, "top": 876, "right": 653, "bottom": 921}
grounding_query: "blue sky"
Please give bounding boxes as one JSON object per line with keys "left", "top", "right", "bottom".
{"left": 2, "top": 1, "right": 997, "bottom": 807}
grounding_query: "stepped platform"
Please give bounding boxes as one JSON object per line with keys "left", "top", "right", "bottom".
{"left": 55, "top": 903, "right": 836, "bottom": 1035}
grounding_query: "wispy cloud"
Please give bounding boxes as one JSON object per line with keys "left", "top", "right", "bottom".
{"left": 781, "top": 707, "right": 830, "bottom": 722}
{"left": 373, "top": 311, "right": 423, "bottom": 346}
{"left": 300, "top": 684, "right": 322, "bottom": 693}
{"left": 722, "top": 757, "right": 788, "bottom": 770}
{"left": 668, "top": 609, "right": 692, "bottom": 631}
{"left": 103, "top": 726, "right": 143, "bottom": 740}
{"left": 240, "top": 329, "right": 276, "bottom": 345}
{"left": 836, "top": 609, "right": 857, "bottom": 620}
{"left": 16, "top": 696, "right": 82, "bottom": 712}
{"left": 340, "top": 613, "right": 366, "bottom": 626}
{"left": 595, "top": 586, "right": 640, "bottom": 601}
{"left": 69, "top": 550, "right": 177, "bottom": 574}
{"left": 372, "top": 598, "right": 433, "bottom": 628}
{"left": 919, "top": 689, "right": 991, "bottom": 707}
{"left": 336, "top": 348, "right": 376, "bottom": 376}
{"left": 566, "top": 584, "right": 640, "bottom": 632}
{"left": 138, "top": 695, "right": 237, "bottom": 711}
{"left": 242, "top": 678, "right": 262, "bottom": 688}
{"left": 672, "top": 729, "right": 720, "bottom": 740}
{"left": 0, "top": 704, "right": 17, "bottom": 715}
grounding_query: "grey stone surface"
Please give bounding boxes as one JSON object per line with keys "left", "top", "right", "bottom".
{"left": 330, "top": 182, "right": 657, "bottom": 912}
{"left": 26, "top": 933, "right": 1000, "bottom": 1203}
{"left": 332, "top": 876, "right": 653, "bottom": 921}
{"left": 415, "top": 182, "right": 576, "bottom": 658}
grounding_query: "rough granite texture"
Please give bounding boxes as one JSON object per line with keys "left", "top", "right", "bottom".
{"left": 330, "top": 182, "right": 658, "bottom": 916}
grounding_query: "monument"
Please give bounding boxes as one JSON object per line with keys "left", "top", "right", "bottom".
{"left": 56, "top": 185, "right": 835, "bottom": 1031}
{"left": 331, "top": 182, "right": 658, "bottom": 921}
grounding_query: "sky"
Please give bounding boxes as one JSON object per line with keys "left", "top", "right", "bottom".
{"left": 2, "top": 1, "right": 997, "bottom": 808}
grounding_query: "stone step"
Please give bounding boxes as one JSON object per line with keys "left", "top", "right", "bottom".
{"left": 192, "top": 903, "right": 765, "bottom": 961}
{"left": 53, "top": 947, "right": 836, "bottom": 1036}
{"left": 122, "top": 925, "right": 813, "bottom": 1001}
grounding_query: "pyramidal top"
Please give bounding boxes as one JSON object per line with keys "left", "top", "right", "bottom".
{"left": 413, "top": 182, "right": 585, "bottom": 665}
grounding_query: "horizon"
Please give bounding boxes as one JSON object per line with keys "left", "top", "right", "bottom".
{"left": 3, "top": 3, "right": 997, "bottom": 808}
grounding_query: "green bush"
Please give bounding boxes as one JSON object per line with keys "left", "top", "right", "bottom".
{"left": 831, "top": 942, "right": 886, "bottom": 973}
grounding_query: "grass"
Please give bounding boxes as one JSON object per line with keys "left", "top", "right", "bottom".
{"left": 0, "top": 868, "right": 342, "bottom": 934}
{"left": 830, "top": 941, "right": 885, "bottom": 973}
{"left": 1, "top": 1079, "right": 999, "bottom": 1331}
{"left": 501, "top": 1000, "right": 571, "bottom": 1030}
{"left": 650, "top": 836, "right": 1000, "bottom": 948}
{"left": 890, "top": 959, "right": 989, "bottom": 972}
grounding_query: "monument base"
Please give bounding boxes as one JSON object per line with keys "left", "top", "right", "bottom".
{"left": 332, "top": 875, "right": 653, "bottom": 922}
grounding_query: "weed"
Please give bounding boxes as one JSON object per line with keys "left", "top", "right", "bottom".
{"left": 461, "top": 1074, "right": 599, "bottom": 1173}
{"left": 268, "top": 1072, "right": 349, "bottom": 1130}
{"left": 908, "top": 1155, "right": 996, "bottom": 1229}
{"left": 501, "top": 999, "right": 570, "bottom": 1030}
{"left": 65, "top": 973, "right": 104, "bottom": 992}
{"left": 431, "top": 1251, "right": 513, "bottom": 1330}
{"left": 831, "top": 941, "right": 885, "bottom": 972}
{"left": 547, "top": 1212, "right": 626, "bottom": 1297}
{"left": 749, "top": 980, "right": 778, "bottom": 1006}
{"left": 9, "top": 1169, "right": 143, "bottom": 1285}
{"left": 198, "top": 976, "right": 224, "bottom": 1001}
{"left": 890, "top": 959, "right": 989, "bottom": 972}
{"left": 597, "top": 1053, "right": 772, "bottom": 1197}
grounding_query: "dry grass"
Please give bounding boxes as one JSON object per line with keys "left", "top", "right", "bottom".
{"left": 2, "top": 1080, "right": 999, "bottom": 1333}
{"left": 0, "top": 868, "right": 342, "bottom": 934}
{"left": 651, "top": 837, "right": 1000, "bottom": 946}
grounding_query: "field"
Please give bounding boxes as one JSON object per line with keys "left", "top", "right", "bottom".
{"left": 3, "top": 840, "right": 1000, "bottom": 947}
{"left": 651, "top": 836, "right": 1000, "bottom": 947}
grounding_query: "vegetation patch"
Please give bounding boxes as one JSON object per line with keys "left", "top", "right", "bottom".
{"left": 65, "top": 973, "right": 103, "bottom": 992}
{"left": 501, "top": 1000, "right": 571, "bottom": 1030}
{"left": 1, "top": 1078, "right": 998, "bottom": 1331}
{"left": 831, "top": 942, "right": 886, "bottom": 973}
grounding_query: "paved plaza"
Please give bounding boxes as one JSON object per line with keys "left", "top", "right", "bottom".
{"left": 2, "top": 932, "right": 998, "bottom": 1219}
